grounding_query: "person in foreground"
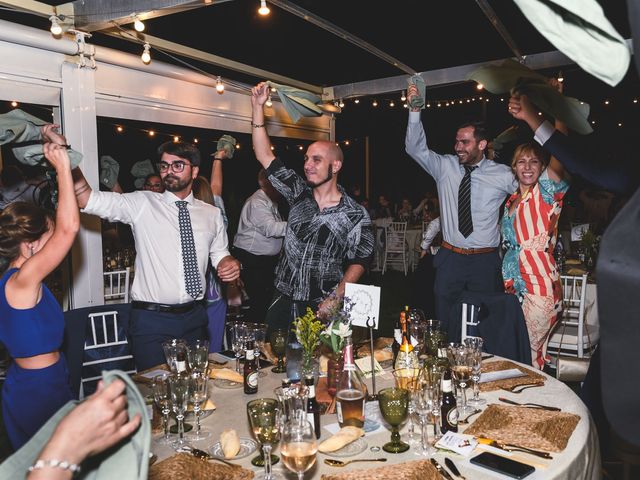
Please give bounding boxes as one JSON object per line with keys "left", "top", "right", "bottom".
{"left": 503, "top": 93, "right": 570, "bottom": 369}
{"left": 250, "top": 82, "right": 374, "bottom": 331}
{"left": 0, "top": 126, "right": 79, "bottom": 450}
{"left": 25, "top": 379, "right": 141, "bottom": 479}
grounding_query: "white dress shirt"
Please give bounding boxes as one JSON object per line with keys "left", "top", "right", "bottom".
{"left": 233, "top": 189, "right": 286, "bottom": 256}
{"left": 84, "top": 189, "right": 230, "bottom": 304}
{"left": 406, "top": 111, "right": 517, "bottom": 248}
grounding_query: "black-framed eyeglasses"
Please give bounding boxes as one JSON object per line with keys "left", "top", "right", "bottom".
{"left": 156, "top": 161, "right": 193, "bottom": 173}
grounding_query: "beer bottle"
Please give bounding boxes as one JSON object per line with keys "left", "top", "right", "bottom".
{"left": 336, "top": 336, "right": 367, "bottom": 428}
{"left": 305, "top": 376, "right": 321, "bottom": 439}
{"left": 440, "top": 369, "right": 458, "bottom": 433}
{"left": 243, "top": 341, "right": 259, "bottom": 394}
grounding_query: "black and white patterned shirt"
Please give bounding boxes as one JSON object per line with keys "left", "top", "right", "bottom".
{"left": 267, "top": 158, "right": 374, "bottom": 302}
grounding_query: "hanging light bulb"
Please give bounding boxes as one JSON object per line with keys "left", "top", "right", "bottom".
{"left": 49, "top": 15, "right": 63, "bottom": 36}
{"left": 235, "top": 143, "right": 241, "bottom": 149}
{"left": 193, "top": 138, "right": 199, "bottom": 143}
{"left": 116, "top": 125, "right": 123, "bottom": 133}
{"left": 389, "top": 101, "right": 395, "bottom": 107}
{"left": 266, "top": 95, "right": 273, "bottom": 107}
{"left": 354, "top": 98, "right": 360, "bottom": 104}
{"left": 557, "top": 70, "right": 564, "bottom": 83}
{"left": 173, "top": 136, "right": 180, "bottom": 143}
{"left": 372, "top": 99, "right": 378, "bottom": 107}
{"left": 401, "top": 90, "right": 407, "bottom": 102}
{"left": 339, "top": 99, "right": 345, "bottom": 108}
{"left": 148, "top": 130, "right": 155, "bottom": 137}
{"left": 141, "top": 42, "right": 151, "bottom": 64}
{"left": 476, "top": 83, "right": 484, "bottom": 90}
{"left": 258, "top": 0, "right": 270, "bottom": 15}
{"left": 11, "top": 101, "right": 18, "bottom": 108}
{"left": 134, "top": 16, "right": 145, "bottom": 32}
{"left": 215, "top": 76, "right": 225, "bottom": 93}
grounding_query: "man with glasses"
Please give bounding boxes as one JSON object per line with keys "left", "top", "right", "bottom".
{"left": 72, "top": 141, "right": 241, "bottom": 370}
{"left": 142, "top": 173, "right": 164, "bottom": 193}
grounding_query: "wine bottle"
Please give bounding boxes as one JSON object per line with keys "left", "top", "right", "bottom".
{"left": 394, "top": 306, "right": 419, "bottom": 370}
{"left": 304, "top": 376, "right": 321, "bottom": 439}
{"left": 440, "top": 369, "right": 458, "bottom": 434}
{"left": 336, "top": 336, "right": 367, "bottom": 428}
{"left": 243, "top": 341, "right": 259, "bottom": 394}
{"left": 392, "top": 311, "right": 403, "bottom": 364}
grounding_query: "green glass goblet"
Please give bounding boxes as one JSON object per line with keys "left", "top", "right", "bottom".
{"left": 270, "top": 329, "right": 287, "bottom": 373}
{"left": 378, "top": 387, "right": 410, "bottom": 453}
{"left": 247, "top": 398, "right": 283, "bottom": 480}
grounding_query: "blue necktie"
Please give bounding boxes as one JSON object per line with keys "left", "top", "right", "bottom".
{"left": 458, "top": 166, "right": 477, "bottom": 238}
{"left": 176, "top": 201, "right": 202, "bottom": 299}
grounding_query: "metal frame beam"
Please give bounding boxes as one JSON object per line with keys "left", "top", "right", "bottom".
{"left": 475, "top": 0, "right": 524, "bottom": 62}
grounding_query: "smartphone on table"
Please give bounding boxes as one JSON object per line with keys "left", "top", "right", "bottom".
{"left": 470, "top": 452, "right": 535, "bottom": 479}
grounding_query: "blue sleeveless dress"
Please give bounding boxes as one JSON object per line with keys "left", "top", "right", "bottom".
{"left": 0, "top": 268, "right": 73, "bottom": 450}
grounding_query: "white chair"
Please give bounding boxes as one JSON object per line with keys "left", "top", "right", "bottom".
{"left": 547, "top": 274, "right": 598, "bottom": 360}
{"left": 461, "top": 302, "right": 481, "bottom": 342}
{"left": 80, "top": 310, "right": 136, "bottom": 398}
{"left": 103, "top": 267, "right": 131, "bottom": 304}
{"left": 382, "top": 221, "right": 409, "bottom": 275}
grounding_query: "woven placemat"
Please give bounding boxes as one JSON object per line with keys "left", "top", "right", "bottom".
{"left": 464, "top": 404, "right": 580, "bottom": 452}
{"left": 149, "top": 453, "right": 254, "bottom": 480}
{"left": 479, "top": 360, "right": 546, "bottom": 392}
{"left": 320, "top": 459, "right": 439, "bottom": 480}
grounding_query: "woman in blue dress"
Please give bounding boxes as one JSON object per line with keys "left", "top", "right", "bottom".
{"left": 0, "top": 126, "right": 80, "bottom": 450}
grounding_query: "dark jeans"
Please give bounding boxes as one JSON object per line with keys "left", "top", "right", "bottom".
{"left": 264, "top": 292, "right": 319, "bottom": 337}
{"left": 233, "top": 247, "right": 279, "bottom": 324}
{"left": 129, "top": 304, "right": 207, "bottom": 370}
{"left": 432, "top": 247, "right": 502, "bottom": 332}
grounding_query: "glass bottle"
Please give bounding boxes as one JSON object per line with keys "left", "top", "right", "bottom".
{"left": 392, "top": 310, "right": 403, "bottom": 364}
{"left": 394, "top": 306, "right": 419, "bottom": 370}
{"left": 243, "top": 341, "right": 259, "bottom": 394}
{"left": 305, "top": 376, "right": 321, "bottom": 439}
{"left": 336, "top": 336, "right": 367, "bottom": 428}
{"left": 440, "top": 369, "right": 458, "bottom": 434}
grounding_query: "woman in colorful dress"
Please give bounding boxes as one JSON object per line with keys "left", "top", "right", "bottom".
{"left": 501, "top": 139, "right": 569, "bottom": 369}
{"left": 0, "top": 126, "right": 79, "bottom": 449}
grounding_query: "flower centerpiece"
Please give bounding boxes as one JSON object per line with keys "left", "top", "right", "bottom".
{"left": 292, "top": 307, "right": 324, "bottom": 380}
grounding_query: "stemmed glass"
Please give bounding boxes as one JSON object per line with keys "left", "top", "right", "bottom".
{"left": 392, "top": 368, "right": 421, "bottom": 445}
{"left": 227, "top": 322, "right": 247, "bottom": 373}
{"left": 250, "top": 324, "right": 269, "bottom": 377}
{"left": 152, "top": 373, "right": 172, "bottom": 444}
{"left": 447, "top": 345, "right": 474, "bottom": 416}
{"left": 247, "top": 398, "right": 283, "bottom": 480}
{"left": 269, "top": 329, "right": 287, "bottom": 373}
{"left": 424, "top": 366, "right": 443, "bottom": 443}
{"left": 186, "top": 370, "right": 211, "bottom": 441}
{"left": 463, "top": 337, "right": 486, "bottom": 407}
{"left": 162, "top": 338, "right": 188, "bottom": 373}
{"left": 281, "top": 420, "right": 317, "bottom": 480}
{"left": 378, "top": 387, "right": 410, "bottom": 453}
{"left": 187, "top": 339, "right": 210, "bottom": 373}
{"left": 413, "top": 369, "right": 440, "bottom": 457}
{"left": 168, "top": 374, "right": 190, "bottom": 450}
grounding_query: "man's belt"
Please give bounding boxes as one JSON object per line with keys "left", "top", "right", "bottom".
{"left": 131, "top": 300, "right": 200, "bottom": 314}
{"left": 441, "top": 241, "right": 498, "bottom": 255}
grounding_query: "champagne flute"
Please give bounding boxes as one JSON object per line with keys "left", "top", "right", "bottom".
{"left": 247, "top": 398, "right": 284, "bottom": 480}
{"left": 378, "top": 387, "right": 410, "bottom": 453}
{"left": 186, "top": 339, "right": 210, "bottom": 373}
{"left": 152, "top": 373, "right": 172, "bottom": 444}
{"left": 269, "top": 329, "right": 287, "bottom": 373}
{"left": 185, "top": 370, "right": 211, "bottom": 441}
{"left": 227, "top": 322, "right": 247, "bottom": 373}
{"left": 168, "top": 373, "right": 190, "bottom": 450}
{"left": 463, "top": 337, "right": 486, "bottom": 406}
{"left": 281, "top": 420, "right": 317, "bottom": 480}
{"left": 392, "top": 368, "right": 421, "bottom": 444}
{"left": 249, "top": 324, "right": 269, "bottom": 377}
{"left": 448, "top": 345, "right": 473, "bottom": 416}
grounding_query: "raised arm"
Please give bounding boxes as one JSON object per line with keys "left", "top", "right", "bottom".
{"left": 210, "top": 150, "right": 226, "bottom": 196}
{"left": 251, "top": 82, "right": 276, "bottom": 169}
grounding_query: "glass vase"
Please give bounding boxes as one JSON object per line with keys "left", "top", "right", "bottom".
{"left": 300, "top": 352, "right": 319, "bottom": 384}
{"left": 326, "top": 353, "right": 344, "bottom": 397}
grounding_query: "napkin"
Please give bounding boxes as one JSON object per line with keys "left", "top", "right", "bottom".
{"left": 478, "top": 368, "right": 527, "bottom": 383}
{"left": 266, "top": 81, "right": 323, "bottom": 123}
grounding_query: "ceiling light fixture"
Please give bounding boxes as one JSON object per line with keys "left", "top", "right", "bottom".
{"left": 141, "top": 42, "right": 151, "bottom": 64}
{"left": 49, "top": 15, "right": 63, "bottom": 36}
{"left": 134, "top": 16, "right": 145, "bottom": 32}
{"left": 258, "top": 0, "right": 270, "bottom": 15}
{"left": 215, "top": 76, "right": 225, "bottom": 93}
{"left": 401, "top": 90, "right": 407, "bottom": 102}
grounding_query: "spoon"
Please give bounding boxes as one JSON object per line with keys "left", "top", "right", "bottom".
{"left": 324, "top": 458, "right": 387, "bottom": 467}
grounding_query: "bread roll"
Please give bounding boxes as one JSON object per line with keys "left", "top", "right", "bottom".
{"left": 209, "top": 368, "right": 243, "bottom": 383}
{"left": 318, "top": 426, "right": 365, "bottom": 453}
{"left": 220, "top": 428, "right": 241, "bottom": 458}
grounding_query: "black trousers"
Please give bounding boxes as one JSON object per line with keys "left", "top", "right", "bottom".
{"left": 264, "top": 292, "right": 319, "bottom": 338}
{"left": 233, "top": 247, "right": 280, "bottom": 324}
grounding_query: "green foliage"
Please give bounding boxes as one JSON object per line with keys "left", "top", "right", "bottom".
{"left": 293, "top": 307, "right": 324, "bottom": 356}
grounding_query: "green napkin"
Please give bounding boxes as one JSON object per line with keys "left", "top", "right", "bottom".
{"left": 467, "top": 59, "right": 592, "bottom": 135}
{"left": 266, "top": 81, "right": 322, "bottom": 123}
{"left": 513, "top": 0, "right": 631, "bottom": 87}
{"left": 130, "top": 159, "right": 155, "bottom": 189}
{"left": 100, "top": 156, "right": 120, "bottom": 189}
{"left": 408, "top": 74, "right": 426, "bottom": 110}
{"left": 216, "top": 134, "right": 236, "bottom": 159}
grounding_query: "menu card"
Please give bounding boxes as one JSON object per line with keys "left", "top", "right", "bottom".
{"left": 435, "top": 431, "right": 478, "bottom": 456}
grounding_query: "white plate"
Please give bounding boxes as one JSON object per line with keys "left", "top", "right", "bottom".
{"left": 209, "top": 437, "right": 258, "bottom": 459}
{"left": 213, "top": 378, "right": 243, "bottom": 389}
{"left": 320, "top": 437, "right": 368, "bottom": 457}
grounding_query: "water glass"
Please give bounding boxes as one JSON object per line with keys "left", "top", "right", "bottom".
{"left": 186, "top": 370, "right": 211, "bottom": 441}
{"left": 463, "top": 337, "right": 486, "bottom": 406}
{"left": 227, "top": 322, "right": 247, "bottom": 373}
{"left": 152, "top": 373, "right": 172, "bottom": 444}
{"left": 187, "top": 339, "right": 210, "bottom": 373}
{"left": 281, "top": 420, "right": 317, "bottom": 480}
{"left": 168, "top": 374, "right": 190, "bottom": 449}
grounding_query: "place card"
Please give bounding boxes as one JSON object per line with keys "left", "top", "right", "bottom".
{"left": 354, "top": 356, "right": 384, "bottom": 378}
{"left": 478, "top": 368, "right": 527, "bottom": 384}
{"left": 435, "top": 431, "right": 478, "bottom": 457}
{"left": 345, "top": 283, "right": 381, "bottom": 329}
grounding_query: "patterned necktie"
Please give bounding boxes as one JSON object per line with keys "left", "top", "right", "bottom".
{"left": 176, "top": 201, "right": 202, "bottom": 299}
{"left": 458, "top": 165, "right": 477, "bottom": 238}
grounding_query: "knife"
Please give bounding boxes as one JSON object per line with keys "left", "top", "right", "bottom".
{"left": 444, "top": 457, "right": 466, "bottom": 479}
{"left": 430, "top": 458, "right": 455, "bottom": 480}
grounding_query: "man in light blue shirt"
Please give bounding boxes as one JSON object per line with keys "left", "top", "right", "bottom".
{"left": 405, "top": 84, "right": 517, "bottom": 331}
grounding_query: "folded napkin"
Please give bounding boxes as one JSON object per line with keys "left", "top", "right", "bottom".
{"left": 131, "top": 159, "right": 156, "bottom": 189}
{"left": 149, "top": 453, "right": 253, "bottom": 480}
{"left": 479, "top": 360, "right": 545, "bottom": 392}
{"left": 216, "top": 134, "right": 237, "bottom": 159}
{"left": 209, "top": 367, "right": 243, "bottom": 383}
{"left": 320, "top": 459, "right": 439, "bottom": 480}
{"left": 407, "top": 74, "right": 426, "bottom": 110}
{"left": 318, "top": 426, "right": 364, "bottom": 453}
{"left": 266, "top": 81, "right": 323, "bottom": 123}
{"left": 100, "top": 155, "right": 120, "bottom": 189}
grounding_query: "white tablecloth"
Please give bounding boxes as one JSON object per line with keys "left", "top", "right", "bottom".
{"left": 147, "top": 354, "right": 600, "bottom": 479}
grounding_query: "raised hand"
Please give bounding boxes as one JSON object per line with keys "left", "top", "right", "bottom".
{"left": 43, "top": 143, "right": 71, "bottom": 171}
{"left": 251, "top": 82, "right": 270, "bottom": 108}
{"left": 40, "top": 124, "right": 67, "bottom": 146}
{"left": 407, "top": 84, "right": 421, "bottom": 112}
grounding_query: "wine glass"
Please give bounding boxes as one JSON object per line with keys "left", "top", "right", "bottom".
{"left": 227, "top": 322, "right": 247, "bottom": 373}
{"left": 392, "top": 368, "right": 421, "bottom": 445}
{"left": 186, "top": 339, "right": 210, "bottom": 373}
{"left": 281, "top": 420, "right": 317, "bottom": 480}
{"left": 152, "top": 373, "right": 172, "bottom": 444}
{"left": 168, "top": 373, "right": 190, "bottom": 450}
{"left": 185, "top": 370, "right": 211, "bottom": 441}
{"left": 378, "top": 387, "right": 410, "bottom": 453}
{"left": 269, "top": 329, "right": 287, "bottom": 373}
{"left": 413, "top": 372, "right": 437, "bottom": 457}
{"left": 162, "top": 338, "right": 189, "bottom": 373}
{"left": 463, "top": 337, "right": 486, "bottom": 407}
{"left": 447, "top": 345, "right": 474, "bottom": 416}
{"left": 249, "top": 324, "right": 269, "bottom": 377}
{"left": 247, "top": 398, "right": 284, "bottom": 480}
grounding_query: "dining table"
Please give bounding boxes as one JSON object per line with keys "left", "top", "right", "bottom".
{"left": 143, "top": 353, "right": 600, "bottom": 479}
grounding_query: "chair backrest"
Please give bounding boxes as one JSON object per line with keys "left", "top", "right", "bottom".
{"left": 385, "top": 221, "right": 407, "bottom": 252}
{"left": 460, "top": 302, "right": 481, "bottom": 342}
{"left": 103, "top": 267, "right": 131, "bottom": 303}
{"left": 560, "top": 274, "right": 588, "bottom": 323}
{"left": 422, "top": 220, "right": 430, "bottom": 236}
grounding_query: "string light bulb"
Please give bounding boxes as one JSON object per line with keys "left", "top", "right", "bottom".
{"left": 476, "top": 83, "right": 484, "bottom": 90}
{"left": 134, "top": 16, "right": 145, "bottom": 32}
{"left": 339, "top": 99, "right": 345, "bottom": 108}
{"left": 401, "top": 90, "right": 407, "bottom": 102}
{"left": 235, "top": 143, "right": 241, "bottom": 149}
{"left": 193, "top": 138, "right": 198, "bottom": 143}
{"left": 389, "top": 101, "right": 395, "bottom": 107}
{"left": 11, "top": 101, "right": 18, "bottom": 108}
{"left": 372, "top": 100, "right": 378, "bottom": 107}
{"left": 354, "top": 98, "right": 360, "bottom": 104}
{"left": 148, "top": 130, "right": 155, "bottom": 137}
{"left": 141, "top": 42, "right": 151, "bottom": 64}
{"left": 173, "top": 136, "right": 180, "bottom": 143}
{"left": 49, "top": 15, "right": 63, "bottom": 36}
{"left": 116, "top": 125, "right": 123, "bottom": 133}
{"left": 258, "top": 0, "right": 270, "bottom": 15}
{"left": 266, "top": 95, "right": 273, "bottom": 107}
{"left": 215, "top": 76, "right": 225, "bottom": 93}
{"left": 557, "top": 70, "right": 564, "bottom": 83}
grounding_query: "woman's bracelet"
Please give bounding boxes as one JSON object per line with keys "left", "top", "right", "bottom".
{"left": 251, "top": 123, "right": 265, "bottom": 128}
{"left": 28, "top": 459, "right": 81, "bottom": 475}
